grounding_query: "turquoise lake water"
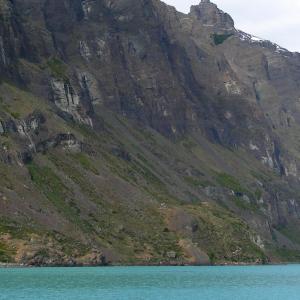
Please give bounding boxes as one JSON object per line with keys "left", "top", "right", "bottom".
{"left": 1, "top": 265, "right": 300, "bottom": 299}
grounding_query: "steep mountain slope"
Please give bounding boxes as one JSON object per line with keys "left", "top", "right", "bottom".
{"left": 0, "top": 0, "right": 300, "bottom": 265}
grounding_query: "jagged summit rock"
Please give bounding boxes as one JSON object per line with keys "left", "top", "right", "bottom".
{"left": 190, "top": 0, "right": 235, "bottom": 31}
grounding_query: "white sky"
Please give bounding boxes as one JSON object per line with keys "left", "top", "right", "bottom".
{"left": 163, "top": 0, "right": 300, "bottom": 52}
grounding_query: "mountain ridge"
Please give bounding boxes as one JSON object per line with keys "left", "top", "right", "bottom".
{"left": 0, "top": 0, "right": 300, "bottom": 266}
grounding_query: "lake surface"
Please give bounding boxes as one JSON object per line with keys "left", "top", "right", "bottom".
{"left": 0, "top": 265, "right": 300, "bottom": 299}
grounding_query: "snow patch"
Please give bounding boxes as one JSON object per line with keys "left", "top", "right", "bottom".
{"left": 238, "top": 31, "right": 265, "bottom": 43}
{"left": 238, "top": 30, "right": 289, "bottom": 54}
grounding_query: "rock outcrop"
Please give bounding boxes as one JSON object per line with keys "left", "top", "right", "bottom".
{"left": 0, "top": 0, "right": 299, "bottom": 265}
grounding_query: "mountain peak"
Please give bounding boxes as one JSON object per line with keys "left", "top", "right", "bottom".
{"left": 190, "top": 1, "right": 235, "bottom": 31}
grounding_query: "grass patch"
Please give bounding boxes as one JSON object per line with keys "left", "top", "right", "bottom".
{"left": 28, "top": 162, "right": 70, "bottom": 210}
{"left": 0, "top": 218, "right": 30, "bottom": 239}
{"left": 275, "top": 248, "right": 300, "bottom": 262}
{"left": 184, "top": 176, "right": 211, "bottom": 188}
{"left": 186, "top": 203, "right": 266, "bottom": 263}
{"left": 215, "top": 173, "right": 259, "bottom": 211}
{"left": 254, "top": 189, "right": 263, "bottom": 200}
{"left": 278, "top": 224, "right": 300, "bottom": 245}
{"left": 48, "top": 153, "right": 100, "bottom": 201}
{"left": 27, "top": 161, "right": 92, "bottom": 232}
{"left": 0, "top": 82, "right": 48, "bottom": 118}
{"left": 71, "top": 153, "right": 99, "bottom": 175}
{"left": 216, "top": 172, "right": 247, "bottom": 194}
{"left": 0, "top": 241, "right": 14, "bottom": 263}
{"left": 46, "top": 58, "right": 68, "bottom": 80}
{"left": 232, "top": 197, "right": 258, "bottom": 211}
{"left": 0, "top": 99, "right": 21, "bottom": 119}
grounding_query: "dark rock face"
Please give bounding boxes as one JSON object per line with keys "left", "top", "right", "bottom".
{"left": 0, "top": 0, "right": 300, "bottom": 265}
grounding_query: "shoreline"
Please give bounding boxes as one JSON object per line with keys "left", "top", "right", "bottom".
{"left": 0, "top": 261, "right": 297, "bottom": 269}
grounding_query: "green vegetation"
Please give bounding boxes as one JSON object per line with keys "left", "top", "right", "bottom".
{"left": 184, "top": 176, "right": 211, "bottom": 188}
{"left": 275, "top": 248, "right": 300, "bottom": 262}
{"left": 71, "top": 153, "right": 99, "bottom": 175}
{"left": 186, "top": 203, "right": 266, "bottom": 263}
{"left": 215, "top": 173, "right": 260, "bottom": 211}
{"left": 181, "top": 138, "right": 198, "bottom": 150}
{"left": 0, "top": 98, "right": 21, "bottom": 119}
{"left": 212, "top": 33, "right": 233, "bottom": 45}
{"left": 9, "top": 111, "right": 21, "bottom": 119}
{"left": 254, "top": 189, "right": 263, "bottom": 200}
{"left": 132, "top": 159, "right": 165, "bottom": 189}
{"left": 0, "top": 218, "right": 29, "bottom": 239}
{"left": 216, "top": 172, "right": 247, "bottom": 194}
{"left": 48, "top": 153, "right": 100, "bottom": 201}
{"left": 232, "top": 197, "right": 258, "bottom": 211}
{"left": 0, "top": 83, "right": 48, "bottom": 118}
{"left": 58, "top": 236, "right": 89, "bottom": 257}
{"left": 27, "top": 162, "right": 89, "bottom": 230}
{"left": 0, "top": 163, "right": 13, "bottom": 190}
{"left": 44, "top": 151, "right": 183, "bottom": 263}
{"left": 0, "top": 241, "right": 14, "bottom": 263}
{"left": 46, "top": 57, "right": 68, "bottom": 80}
{"left": 28, "top": 162, "right": 70, "bottom": 210}
{"left": 278, "top": 224, "right": 300, "bottom": 245}
{"left": 34, "top": 248, "right": 50, "bottom": 259}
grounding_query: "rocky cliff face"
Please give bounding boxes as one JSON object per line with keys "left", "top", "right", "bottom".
{"left": 0, "top": 0, "right": 300, "bottom": 266}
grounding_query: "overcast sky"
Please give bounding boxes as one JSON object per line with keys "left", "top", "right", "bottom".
{"left": 163, "top": 0, "right": 300, "bottom": 52}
